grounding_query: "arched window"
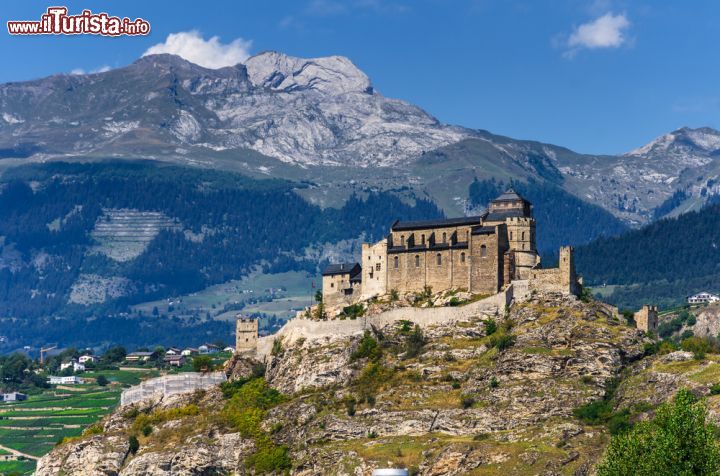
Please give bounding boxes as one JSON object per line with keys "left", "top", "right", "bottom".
{"left": 481, "top": 244, "right": 487, "bottom": 258}
{"left": 522, "top": 243, "right": 526, "bottom": 250}
{"left": 509, "top": 231, "right": 513, "bottom": 241}
{"left": 401, "top": 235, "right": 405, "bottom": 246}
{"left": 465, "top": 230, "right": 469, "bottom": 241}
{"left": 421, "top": 234, "right": 426, "bottom": 245}
{"left": 437, "top": 253, "right": 442, "bottom": 266}
{"left": 394, "top": 256, "right": 399, "bottom": 269}
{"left": 415, "top": 255, "right": 420, "bottom": 267}
{"left": 521, "top": 231, "right": 526, "bottom": 241}
{"left": 442, "top": 232, "right": 447, "bottom": 243}
{"left": 460, "top": 252, "right": 466, "bottom": 263}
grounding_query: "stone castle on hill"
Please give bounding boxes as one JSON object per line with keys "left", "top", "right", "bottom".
{"left": 322, "top": 189, "right": 581, "bottom": 315}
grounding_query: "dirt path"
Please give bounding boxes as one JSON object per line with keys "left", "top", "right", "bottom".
{"left": 0, "top": 443, "right": 39, "bottom": 460}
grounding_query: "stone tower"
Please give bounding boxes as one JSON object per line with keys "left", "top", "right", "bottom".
{"left": 559, "top": 246, "right": 579, "bottom": 295}
{"left": 634, "top": 305, "right": 659, "bottom": 333}
{"left": 484, "top": 190, "right": 540, "bottom": 279}
{"left": 235, "top": 316, "right": 258, "bottom": 354}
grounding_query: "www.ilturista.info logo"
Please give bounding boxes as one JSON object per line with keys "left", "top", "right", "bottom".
{"left": 7, "top": 7, "right": 150, "bottom": 36}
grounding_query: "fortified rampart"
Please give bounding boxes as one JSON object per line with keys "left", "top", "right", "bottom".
{"left": 258, "top": 286, "right": 514, "bottom": 356}
{"left": 120, "top": 372, "right": 227, "bottom": 406}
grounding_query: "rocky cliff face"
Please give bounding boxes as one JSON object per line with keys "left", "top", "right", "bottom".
{"left": 37, "top": 293, "right": 658, "bottom": 475}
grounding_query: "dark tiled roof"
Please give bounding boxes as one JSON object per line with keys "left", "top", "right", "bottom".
{"left": 391, "top": 215, "right": 483, "bottom": 231}
{"left": 492, "top": 189, "right": 529, "bottom": 203}
{"left": 322, "top": 262, "right": 361, "bottom": 277}
{"left": 472, "top": 226, "right": 497, "bottom": 235}
{"left": 484, "top": 209, "right": 526, "bottom": 221}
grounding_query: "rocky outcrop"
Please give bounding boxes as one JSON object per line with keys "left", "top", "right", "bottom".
{"left": 37, "top": 293, "right": 652, "bottom": 475}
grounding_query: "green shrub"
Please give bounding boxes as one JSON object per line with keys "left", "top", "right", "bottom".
{"left": 246, "top": 443, "right": 292, "bottom": 473}
{"left": 681, "top": 336, "right": 712, "bottom": 360}
{"left": 449, "top": 297, "right": 461, "bottom": 306}
{"left": 451, "top": 381, "right": 461, "bottom": 390}
{"left": 461, "top": 395, "right": 475, "bottom": 409}
{"left": 489, "top": 376, "right": 499, "bottom": 389}
{"left": 597, "top": 389, "right": 720, "bottom": 475}
{"left": 142, "top": 425, "right": 153, "bottom": 437}
{"left": 223, "top": 378, "right": 285, "bottom": 437}
{"left": 351, "top": 331, "right": 382, "bottom": 362}
{"left": 484, "top": 319, "right": 498, "bottom": 336}
{"left": 341, "top": 303, "right": 365, "bottom": 319}
{"left": 345, "top": 397, "right": 356, "bottom": 416}
{"left": 128, "top": 435, "right": 139, "bottom": 454}
{"left": 271, "top": 338, "right": 283, "bottom": 357}
{"left": 390, "top": 289, "right": 399, "bottom": 301}
{"left": 490, "top": 333, "right": 515, "bottom": 351}
{"left": 192, "top": 355, "right": 214, "bottom": 372}
{"left": 96, "top": 375, "right": 108, "bottom": 386}
{"left": 404, "top": 325, "right": 426, "bottom": 359}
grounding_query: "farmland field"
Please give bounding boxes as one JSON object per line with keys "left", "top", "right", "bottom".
{"left": 0, "top": 368, "right": 157, "bottom": 475}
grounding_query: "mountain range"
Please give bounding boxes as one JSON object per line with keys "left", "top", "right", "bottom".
{"left": 2, "top": 51, "right": 719, "bottom": 223}
{"left": 1, "top": 51, "right": 719, "bottom": 349}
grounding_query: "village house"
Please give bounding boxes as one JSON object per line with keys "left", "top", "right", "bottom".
{"left": 163, "top": 354, "right": 185, "bottom": 367}
{"left": 125, "top": 351, "right": 153, "bottom": 362}
{"left": 0, "top": 392, "right": 27, "bottom": 402}
{"left": 48, "top": 375, "right": 84, "bottom": 385}
{"left": 78, "top": 355, "right": 97, "bottom": 364}
{"left": 321, "top": 189, "right": 580, "bottom": 316}
{"left": 60, "top": 360, "right": 86, "bottom": 373}
{"left": 181, "top": 348, "right": 198, "bottom": 357}
{"left": 688, "top": 292, "right": 720, "bottom": 305}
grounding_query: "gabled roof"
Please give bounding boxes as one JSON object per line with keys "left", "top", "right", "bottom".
{"left": 391, "top": 216, "right": 484, "bottom": 231}
{"left": 492, "top": 189, "right": 529, "bottom": 203}
{"left": 322, "top": 262, "right": 361, "bottom": 277}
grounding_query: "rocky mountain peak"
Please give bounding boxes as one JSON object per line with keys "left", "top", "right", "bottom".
{"left": 626, "top": 126, "right": 720, "bottom": 157}
{"left": 244, "top": 51, "right": 373, "bottom": 95}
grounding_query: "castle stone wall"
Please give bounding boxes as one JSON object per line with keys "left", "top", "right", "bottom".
{"left": 361, "top": 239, "right": 387, "bottom": 300}
{"left": 257, "top": 287, "right": 514, "bottom": 356}
{"left": 469, "top": 230, "right": 503, "bottom": 295}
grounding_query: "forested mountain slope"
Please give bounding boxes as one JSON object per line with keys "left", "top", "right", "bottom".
{"left": 575, "top": 203, "right": 720, "bottom": 309}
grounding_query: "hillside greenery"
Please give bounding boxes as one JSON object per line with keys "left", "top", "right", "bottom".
{"left": 0, "top": 161, "right": 442, "bottom": 350}
{"left": 575, "top": 203, "right": 720, "bottom": 309}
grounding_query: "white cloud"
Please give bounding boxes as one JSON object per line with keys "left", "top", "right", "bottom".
{"left": 143, "top": 31, "right": 252, "bottom": 69}
{"left": 564, "top": 13, "right": 630, "bottom": 58}
{"left": 70, "top": 65, "right": 112, "bottom": 75}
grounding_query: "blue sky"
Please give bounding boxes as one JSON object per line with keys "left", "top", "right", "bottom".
{"left": 2, "top": 1, "right": 719, "bottom": 154}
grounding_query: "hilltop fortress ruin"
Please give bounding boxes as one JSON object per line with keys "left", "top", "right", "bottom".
{"left": 322, "top": 189, "right": 580, "bottom": 316}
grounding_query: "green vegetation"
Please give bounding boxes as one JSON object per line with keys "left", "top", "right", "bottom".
{"left": 0, "top": 368, "right": 156, "bottom": 474}
{"left": 340, "top": 303, "right": 365, "bottom": 319}
{"left": 221, "top": 378, "right": 290, "bottom": 473}
{"left": 575, "top": 203, "right": 720, "bottom": 309}
{"left": 351, "top": 331, "right": 382, "bottom": 362}
{"left": 0, "top": 161, "right": 443, "bottom": 349}
{"left": 597, "top": 389, "right": 720, "bottom": 475}
{"left": 192, "top": 355, "right": 214, "bottom": 372}
{"left": 658, "top": 309, "right": 696, "bottom": 338}
{"left": 573, "top": 378, "right": 631, "bottom": 435}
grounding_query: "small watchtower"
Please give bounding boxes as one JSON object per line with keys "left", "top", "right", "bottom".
{"left": 235, "top": 315, "right": 258, "bottom": 354}
{"left": 635, "top": 305, "right": 659, "bottom": 333}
